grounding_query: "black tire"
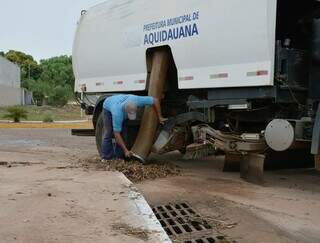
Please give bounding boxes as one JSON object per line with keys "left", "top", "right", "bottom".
{"left": 95, "top": 112, "right": 139, "bottom": 157}
{"left": 95, "top": 113, "right": 104, "bottom": 157}
{"left": 179, "top": 147, "right": 187, "bottom": 155}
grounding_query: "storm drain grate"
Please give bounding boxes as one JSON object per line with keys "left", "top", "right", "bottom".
{"left": 152, "top": 202, "right": 221, "bottom": 242}
{"left": 184, "top": 237, "right": 217, "bottom": 243}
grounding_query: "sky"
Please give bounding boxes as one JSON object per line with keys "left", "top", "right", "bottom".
{"left": 0, "top": 0, "right": 104, "bottom": 61}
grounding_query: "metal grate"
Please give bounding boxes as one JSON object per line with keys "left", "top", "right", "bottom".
{"left": 152, "top": 202, "right": 221, "bottom": 242}
{"left": 184, "top": 237, "right": 217, "bottom": 243}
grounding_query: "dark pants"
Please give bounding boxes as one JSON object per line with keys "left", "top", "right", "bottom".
{"left": 101, "top": 110, "right": 127, "bottom": 160}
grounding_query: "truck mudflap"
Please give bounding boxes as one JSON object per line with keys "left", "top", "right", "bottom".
{"left": 311, "top": 104, "right": 320, "bottom": 170}
{"left": 240, "top": 153, "right": 266, "bottom": 184}
{"left": 311, "top": 104, "right": 320, "bottom": 154}
{"left": 71, "top": 129, "right": 95, "bottom": 137}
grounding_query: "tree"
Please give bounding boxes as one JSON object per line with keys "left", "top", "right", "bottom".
{"left": 37, "top": 55, "right": 74, "bottom": 106}
{"left": 2, "top": 51, "right": 75, "bottom": 107}
{"left": 27, "top": 79, "right": 53, "bottom": 105}
{"left": 0, "top": 51, "right": 4, "bottom": 57}
{"left": 39, "top": 55, "right": 74, "bottom": 90}
{"left": 49, "top": 85, "right": 73, "bottom": 106}
{"left": 4, "top": 50, "right": 42, "bottom": 88}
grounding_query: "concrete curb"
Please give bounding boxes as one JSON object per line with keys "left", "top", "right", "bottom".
{"left": 0, "top": 120, "right": 90, "bottom": 124}
{"left": 118, "top": 173, "right": 172, "bottom": 243}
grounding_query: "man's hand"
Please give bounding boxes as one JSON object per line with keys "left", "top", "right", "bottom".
{"left": 125, "top": 150, "right": 133, "bottom": 158}
{"left": 114, "top": 132, "right": 130, "bottom": 158}
{"left": 159, "top": 117, "right": 168, "bottom": 125}
{"left": 153, "top": 98, "right": 167, "bottom": 125}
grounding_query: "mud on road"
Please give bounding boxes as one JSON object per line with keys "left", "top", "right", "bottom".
{"left": 0, "top": 129, "right": 320, "bottom": 243}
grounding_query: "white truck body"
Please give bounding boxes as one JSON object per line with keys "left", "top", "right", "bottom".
{"left": 73, "top": 0, "right": 277, "bottom": 93}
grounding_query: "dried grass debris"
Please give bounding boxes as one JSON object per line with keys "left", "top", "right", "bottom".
{"left": 111, "top": 223, "right": 151, "bottom": 241}
{"left": 76, "top": 157, "right": 181, "bottom": 182}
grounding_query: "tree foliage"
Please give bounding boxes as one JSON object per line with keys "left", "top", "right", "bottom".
{"left": 5, "top": 50, "right": 42, "bottom": 86}
{"left": 2, "top": 51, "right": 75, "bottom": 106}
{"left": 39, "top": 55, "right": 74, "bottom": 90}
{"left": 37, "top": 55, "right": 74, "bottom": 106}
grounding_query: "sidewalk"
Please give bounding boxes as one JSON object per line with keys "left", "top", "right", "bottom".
{"left": 0, "top": 164, "right": 171, "bottom": 243}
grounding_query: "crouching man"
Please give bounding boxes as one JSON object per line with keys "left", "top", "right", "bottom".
{"left": 101, "top": 94, "right": 166, "bottom": 161}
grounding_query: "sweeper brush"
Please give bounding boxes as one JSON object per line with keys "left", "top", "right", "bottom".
{"left": 183, "top": 142, "right": 216, "bottom": 160}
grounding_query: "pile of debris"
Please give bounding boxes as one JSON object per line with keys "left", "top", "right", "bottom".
{"left": 111, "top": 223, "right": 151, "bottom": 241}
{"left": 76, "top": 157, "right": 181, "bottom": 183}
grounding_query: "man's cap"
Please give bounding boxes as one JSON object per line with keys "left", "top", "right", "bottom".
{"left": 125, "top": 102, "right": 138, "bottom": 120}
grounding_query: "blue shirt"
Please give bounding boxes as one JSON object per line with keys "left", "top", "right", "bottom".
{"left": 103, "top": 95, "right": 154, "bottom": 132}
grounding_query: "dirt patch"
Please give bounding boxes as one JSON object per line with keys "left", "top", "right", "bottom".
{"left": 111, "top": 223, "right": 151, "bottom": 241}
{"left": 0, "top": 161, "right": 45, "bottom": 167}
{"left": 76, "top": 157, "right": 181, "bottom": 182}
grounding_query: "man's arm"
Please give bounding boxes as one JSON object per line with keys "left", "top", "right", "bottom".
{"left": 114, "top": 132, "right": 131, "bottom": 158}
{"left": 153, "top": 98, "right": 167, "bottom": 124}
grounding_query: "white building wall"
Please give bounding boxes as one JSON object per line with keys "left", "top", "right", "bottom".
{"left": 0, "top": 56, "right": 22, "bottom": 106}
{"left": 0, "top": 85, "right": 22, "bottom": 106}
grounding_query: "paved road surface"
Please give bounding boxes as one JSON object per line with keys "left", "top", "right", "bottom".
{"left": 1, "top": 129, "right": 320, "bottom": 243}
{"left": 0, "top": 129, "right": 170, "bottom": 243}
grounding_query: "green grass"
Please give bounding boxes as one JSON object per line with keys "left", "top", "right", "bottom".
{"left": 0, "top": 105, "right": 87, "bottom": 121}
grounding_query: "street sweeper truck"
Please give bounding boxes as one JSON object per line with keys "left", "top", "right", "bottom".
{"left": 73, "top": 0, "right": 320, "bottom": 182}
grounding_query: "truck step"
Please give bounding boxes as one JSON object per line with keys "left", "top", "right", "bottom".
{"left": 71, "top": 129, "right": 95, "bottom": 137}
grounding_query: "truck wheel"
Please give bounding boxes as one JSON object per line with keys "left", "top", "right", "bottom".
{"left": 95, "top": 113, "right": 139, "bottom": 157}
{"left": 95, "top": 113, "right": 104, "bottom": 157}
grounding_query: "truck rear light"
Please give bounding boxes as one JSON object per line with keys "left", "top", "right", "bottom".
{"left": 179, "top": 76, "right": 194, "bottom": 81}
{"left": 95, "top": 82, "right": 104, "bottom": 86}
{"left": 113, "top": 81, "right": 124, "bottom": 85}
{"left": 210, "top": 73, "right": 228, "bottom": 79}
{"left": 247, "top": 70, "right": 268, "bottom": 77}
{"left": 257, "top": 70, "right": 268, "bottom": 76}
{"left": 134, "top": 80, "right": 145, "bottom": 84}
